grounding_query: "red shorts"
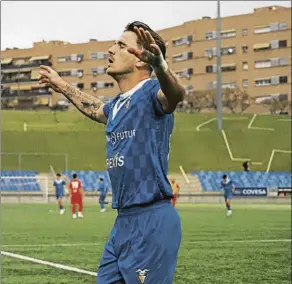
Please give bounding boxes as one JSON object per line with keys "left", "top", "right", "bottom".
{"left": 71, "top": 194, "right": 82, "bottom": 204}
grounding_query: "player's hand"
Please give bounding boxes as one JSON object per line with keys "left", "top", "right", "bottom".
{"left": 127, "top": 27, "right": 168, "bottom": 73}
{"left": 38, "top": 65, "right": 67, "bottom": 93}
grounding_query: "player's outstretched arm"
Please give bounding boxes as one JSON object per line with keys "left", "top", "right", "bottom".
{"left": 38, "top": 65, "right": 107, "bottom": 125}
{"left": 128, "top": 27, "right": 185, "bottom": 113}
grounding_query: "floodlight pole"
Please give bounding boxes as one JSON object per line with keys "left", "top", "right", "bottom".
{"left": 216, "top": 0, "right": 223, "bottom": 130}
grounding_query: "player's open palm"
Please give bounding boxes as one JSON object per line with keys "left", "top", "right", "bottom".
{"left": 127, "top": 27, "right": 165, "bottom": 71}
{"left": 39, "top": 65, "right": 66, "bottom": 93}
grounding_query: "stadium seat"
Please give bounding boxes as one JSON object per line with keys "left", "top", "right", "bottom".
{"left": 196, "top": 171, "right": 292, "bottom": 191}
{"left": 62, "top": 171, "right": 111, "bottom": 191}
{"left": 0, "top": 170, "right": 41, "bottom": 192}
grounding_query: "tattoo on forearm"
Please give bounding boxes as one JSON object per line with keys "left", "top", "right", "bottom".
{"left": 60, "top": 84, "right": 103, "bottom": 122}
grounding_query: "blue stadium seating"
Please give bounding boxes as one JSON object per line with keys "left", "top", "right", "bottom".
{"left": 62, "top": 171, "right": 111, "bottom": 191}
{"left": 195, "top": 171, "right": 292, "bottom": 191}
{"left": 0, "top": 171, "right": 40, "bottom": 191}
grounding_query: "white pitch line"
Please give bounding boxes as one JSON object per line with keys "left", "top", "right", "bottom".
{"left": 1, "top": 251, "right": 97, "bottom": 276}
{"left": 248, "top": 114, "right": 274, "bottom": 131}
{"left": 2, "top": 242, "right": 101, "bottom": 248}
{"left": 277, "top": 119, "right": 292, "bottom": 122}
{"left": 196, "top": 118, "right": 216, "bottom": 131}
{"left": 186, "top": 239, "right": 291, "bottom": 244}
{"left": 266, "top": 149, "right": 292, "bottom": 172}
{"left": 3, "top": 239, "right": 291, "bottom": 249}
{"left": 221, "top": 130, "right": 263, "bottom": 165}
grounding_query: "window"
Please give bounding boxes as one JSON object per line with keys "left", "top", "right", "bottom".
{"left": 91, "top": 82, "right": 114, "bottom": 89}
{"left": 279, "top": 76, "right": 288, "bottom": 84}
{"left": 222, "top": 82, "right": 237, "bottom": 89}
{"left": 92, "top": 67, "right": 106, "bottom": 76}
{"left": 254, "top": 43, "right": 271, "bottom": 51}
{"left": 279, "top": 22, "right": 287, "bottom": 31}
{"left": 279, "top": 94, "right": 288, "bottom": 101}
{"left": 172, "top": 52, "right": 193, "bottom": 62}
{"left": 206, "top": 65, "right": 213, "bottom": 73}
{"left": 242, "top": 45, "right": 248, "bottom": 53}
{"left": 279, "top": 58, "right": 288, "bottom": 66}
{"left": 77, "top": 70, "right": 83, "bottom": 78}
{"left": 255, "top": 60, "right": 271, "bottom": 69}
{"left": 104, "top": 82, "right": 114, "bottom": 88}
{"left": 221, "top": 46, "right": 236, "bottom": 55}
{"left": 255, "top": 78, "right": 271, "bottom": 86}
{"left": 221, "top": 30, "right": 236, "bottom": 38}
{"left": 242, "top": 28, "right": 248, "bottom": 36}
{"left": 175, "top": 68, "right": 193, "bottom": 78}
{"left": 205, "top": 32, "right": 215, "bottom": 40}
{"left": 172, "top": 35, "right": 192, "bottom": 46}
{"left": 242, "top": 62, "right": 248, "bottom": 70}
{"left": 205, "top": 48, "right": 216, "bottom": 58}
{"left": 221, "top": 64, "right": 236, "bottom": 72}
{"left": 91, "top": 52, "right": 108, "bottom": 60}
{"left": 184, "top": 85, "right": 194, "bottom": 93}
{"left": 279, "top": 40, "right": 287, "bottom": 48}
{"left": 70, "top": 54, "right": 84, "bottom": 62}
{"left": 58, "top": 70, "right": 71, "bottom": 76}
{"left": 254, "top": 26, "right": 271, "bottom": 34}
{"left": 242, "top": 80, "right": 248, "bottom": 88}
{"left": 58, "top": 56, "right": 71, "bottom": 63}
{"left": 77, "top": 83, "right": 84, "bottom": 90}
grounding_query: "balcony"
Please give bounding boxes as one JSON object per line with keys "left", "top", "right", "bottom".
{"left": 1, "top": 61, "right": 52, "bottom": 70}
{"left": 1, "top": 78, "right": 37, "bottom": 84}
{"left": 1, "top": 88, "right": 51, "bottom": 98}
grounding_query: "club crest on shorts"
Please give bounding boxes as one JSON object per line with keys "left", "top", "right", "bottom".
{"left": 136, "top": 269, "right": 149, "bottom": 283}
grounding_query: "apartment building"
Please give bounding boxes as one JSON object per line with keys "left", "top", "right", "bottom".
{"left": 1, "top": 5, "right": 291, "bottom": 109}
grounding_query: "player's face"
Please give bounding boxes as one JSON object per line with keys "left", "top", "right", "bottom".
{"left": 107, "top": 31, "right": 140, "bottom": 77}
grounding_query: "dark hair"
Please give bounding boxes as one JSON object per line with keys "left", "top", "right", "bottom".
{"left": 222, "top": 174, "right": 227, "bottom": 179}
{"left": 99, "top": 177, "right": 104, "bottom": 181}
{"left": 125, "top": 21, "right": 166, "bottom": 73}
{"left": 73, "top": 173, "right": 77, "bottom": 179}
{"left": 56, "top": 173, "right": 61, "bottom": 177}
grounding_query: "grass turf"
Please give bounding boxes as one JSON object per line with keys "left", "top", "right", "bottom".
{"left": 1, "top": 203, "right": 291, "bottom": 283}
{"left": 1, "top": 111, "right": 291, "bottom": 173}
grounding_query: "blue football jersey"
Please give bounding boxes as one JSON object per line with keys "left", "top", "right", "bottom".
{"left": 53, "top": 179, "right": 66, "bottom": 195}
{"left": 103, "top": 79, "right": 174, "bottom": 209}
{"left": 221, "top": 179, "right": 234, "bottom": 196}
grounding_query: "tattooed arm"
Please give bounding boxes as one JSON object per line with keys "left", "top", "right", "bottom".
{"left": 39, "top": 65, "right": 107, "bottom": 124}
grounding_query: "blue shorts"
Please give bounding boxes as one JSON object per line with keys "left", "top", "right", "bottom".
{"left": 224, "top": 194, "right": 232, "bottom": 201}
{"left": 56, "top": 193, "right": 64, "bottom": 199}
{"left": 97, "top": 199, "right": 181, "bottom": 284}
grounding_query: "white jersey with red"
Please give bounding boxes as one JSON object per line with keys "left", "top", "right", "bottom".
{"left": 69, "top": 179, "right": 83, "bottom": 203}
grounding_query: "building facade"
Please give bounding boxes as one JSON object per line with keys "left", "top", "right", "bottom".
{"left": 1, "top": 5, "right": 291, "bottom": 109}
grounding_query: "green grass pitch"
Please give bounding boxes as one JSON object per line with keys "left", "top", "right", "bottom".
{"left": 1, "top": 203, "right": 291, "bottom": 283}
{"left": 1, "top": 111, "right": 291, "bottom": 172}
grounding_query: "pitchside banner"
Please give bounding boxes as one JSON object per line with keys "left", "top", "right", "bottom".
{"left": 233, "top": 187, "right": 268, "bottom": 197}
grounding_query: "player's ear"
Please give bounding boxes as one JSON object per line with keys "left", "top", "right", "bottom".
{"left": 135, "top": 59, "right": 147, "bottom": 69}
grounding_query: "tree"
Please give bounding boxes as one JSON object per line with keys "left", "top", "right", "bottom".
{"left": 263, "top": 98, "right": 290, "bottom": 114}
{"left": 222, "top": 88, "right": 254, "bottom": 114}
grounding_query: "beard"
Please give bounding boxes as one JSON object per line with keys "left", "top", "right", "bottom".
{"left": 106, "top": 65, "right": 134, "bottom": 81}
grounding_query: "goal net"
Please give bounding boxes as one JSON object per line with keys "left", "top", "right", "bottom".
{"left": 0, "top": 176, "right": 49, "bottom": 203}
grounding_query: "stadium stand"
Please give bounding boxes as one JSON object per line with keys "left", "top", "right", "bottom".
{"left": 0, "top": 170, "right": 40, "bottom": 191}
{"left": 62, "top": 171, "right": 111, "bottom": 191}
{"left": 196, "top": 171, "right": 292, "bottom": 191}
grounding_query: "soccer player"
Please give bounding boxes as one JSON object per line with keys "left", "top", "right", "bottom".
{"left": 97, "top": 177, "right": 109, "bottom": 213}
{"left": 221, "top": 174, "right": 235, "bottom": 216}
{"left": 68, "top": 173, "right": 84, "bottom": 219}
{"left": 53, "top": 173, "right": 66, "bottom": 214}
{"left": 39, "top": 21, "right": 185, "bottom": 283}
{"left": 170, "top": 178, "right": 180, "bottom": 207}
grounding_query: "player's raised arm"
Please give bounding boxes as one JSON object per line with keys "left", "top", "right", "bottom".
{"left": 128, "top": 27, "right": 185, "bottom": 113}
{"left": 38, "top": 65, "right": 107, "bottom": 124}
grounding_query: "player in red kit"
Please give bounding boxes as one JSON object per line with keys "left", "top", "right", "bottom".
{"left": 68, "top": 173, "right": 84, "bottom": 219}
